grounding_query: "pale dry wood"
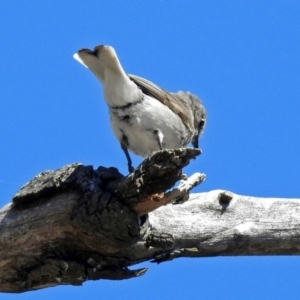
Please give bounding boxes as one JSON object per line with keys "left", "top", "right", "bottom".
{"left": 146, "top": 191, "right": 300, "bottom": 261}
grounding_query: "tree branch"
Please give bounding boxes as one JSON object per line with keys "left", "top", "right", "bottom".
{"left": 1, "top": 148, "right": 299, "bottom": 293}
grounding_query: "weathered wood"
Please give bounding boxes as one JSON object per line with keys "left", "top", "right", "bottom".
{"left": 146, "top": 191, "right": 300, "bottom": 262}
{"left": 0, "top": 148, "right": 202, "bottom": 293}
{"left": 116, "top": 147, "right": 202, "bottom": 214}
{"left": 1, "top": 148, "right": 300, "bottom": 293}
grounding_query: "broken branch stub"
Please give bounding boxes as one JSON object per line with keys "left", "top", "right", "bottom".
{"left": 116, "top": 148, "right": 203, "bottom": 215}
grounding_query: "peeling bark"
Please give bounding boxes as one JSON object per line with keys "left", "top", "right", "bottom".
{"left": 0, "top": 148, "right": 299, "bottom": 293}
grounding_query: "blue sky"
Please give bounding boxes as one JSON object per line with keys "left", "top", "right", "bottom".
{"left": 1, "top": 1, "right": 300, "bottom": 299}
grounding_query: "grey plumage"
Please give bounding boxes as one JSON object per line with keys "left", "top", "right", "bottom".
{"left": 74, "top": 45, "right": 206, "bottom": 172}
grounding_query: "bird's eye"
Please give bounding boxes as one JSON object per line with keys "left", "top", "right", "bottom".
{"left": 199, "top": 118, "right": 205, "bottom": 129}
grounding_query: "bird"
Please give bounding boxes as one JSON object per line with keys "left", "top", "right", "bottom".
{"left": 73, "top": 45, "right": 206, "bottom": 173}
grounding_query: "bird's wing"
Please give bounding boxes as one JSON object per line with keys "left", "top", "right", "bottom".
{"left": 128, "top": 74, "right": 193, "bottom": 131}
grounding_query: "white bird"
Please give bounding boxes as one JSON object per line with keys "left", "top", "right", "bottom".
{"left": 73, "top": 45, "right": 206, "bottom": 173}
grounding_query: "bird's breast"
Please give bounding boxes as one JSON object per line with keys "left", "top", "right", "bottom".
{"left": 109, "top": 95, "right": 191, "bottom": 157}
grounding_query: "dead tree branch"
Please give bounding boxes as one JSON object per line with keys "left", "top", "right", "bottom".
{"left": 1, "top": 148, "right": 299, "bottom": 293}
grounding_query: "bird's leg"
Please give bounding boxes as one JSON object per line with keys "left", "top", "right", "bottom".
{"left": 153, "top": 129, "right": 164, "bottom": 150}
{"left": 121, "top": 135, "right": 134, "bottom": 173}
{"left": 121, "top": 144, "right": 134, "bottom": 173}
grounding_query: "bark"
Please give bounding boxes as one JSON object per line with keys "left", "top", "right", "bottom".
{"left": 0, "top": 148, "right": 299, "bottom": 293}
